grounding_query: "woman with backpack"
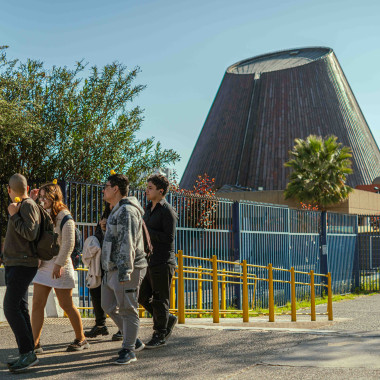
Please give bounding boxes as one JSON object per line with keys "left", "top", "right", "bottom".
{"left": 30, "top": 182, "right": 89, "bottom": 352}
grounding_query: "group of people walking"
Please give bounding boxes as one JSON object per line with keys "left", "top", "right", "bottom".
{"left": 1, "top": 172, "right": 177, "bottom": 373}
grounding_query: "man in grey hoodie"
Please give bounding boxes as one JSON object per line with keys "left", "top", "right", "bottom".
{"left": 101, "top": 174, "right": 147, "bottom": 365}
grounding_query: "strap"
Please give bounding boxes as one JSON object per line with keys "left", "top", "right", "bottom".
{"left": 124, "top": 288, "right": 137, "bottom": 293}
{"left": 60, "top": 214, "right": 74, "bottom": 231}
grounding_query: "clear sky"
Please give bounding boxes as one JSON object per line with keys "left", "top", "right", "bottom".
{"left": 2, "top": 0, "right": 380, "bottom": 181}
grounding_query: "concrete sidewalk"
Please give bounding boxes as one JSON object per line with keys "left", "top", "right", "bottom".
{"left": 1, "top": 295, "right": 380, "bottom": 379}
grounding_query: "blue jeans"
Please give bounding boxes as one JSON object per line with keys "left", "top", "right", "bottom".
{"left": 4, "top": 266, "right": 38, "bottom": 354}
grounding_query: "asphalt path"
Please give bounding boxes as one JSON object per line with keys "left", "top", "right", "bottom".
{"left": 1, "top": 294, "right": 380, "bottom": 379}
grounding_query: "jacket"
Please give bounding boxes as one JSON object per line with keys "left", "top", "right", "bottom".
{"left": 82, "top": 235, "right": 102, "bottom": 288}
{"left": 2, "top": 198, "right": 40, "bottom": 267}
{"left": 143, "top": 199, "right": 177, "bottom": 267}
{"left": 101, "top": 197, "right": 148, "bottom": 282}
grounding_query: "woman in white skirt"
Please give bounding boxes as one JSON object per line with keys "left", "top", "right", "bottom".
{"left": 31, "top": 182, "right": 89, "bottom": 352}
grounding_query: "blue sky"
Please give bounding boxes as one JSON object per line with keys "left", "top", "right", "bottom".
{"left": 2, "top": 0, "right": 380, "bottom": 181}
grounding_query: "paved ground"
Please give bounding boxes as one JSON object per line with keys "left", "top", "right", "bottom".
{"left": 1, "top": 295, "right": 380, "bottom": 379}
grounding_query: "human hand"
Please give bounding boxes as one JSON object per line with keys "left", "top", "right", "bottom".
{"left": 30, "top": 188, "right": 39, "bottom": 201}
{"left": 100, "top": 218, "right": 107, "bottom": 231}
{"left": 52, "top": 264, "right": 62, "bottom": 279}
{"left": 8, "top": 203, "right": 21, "bottom": 216}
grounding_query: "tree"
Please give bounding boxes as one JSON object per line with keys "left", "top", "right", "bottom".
{"left": 284, "top": 135, "right": 353, "bottom": 210}
{"left": 0, "top": 46, "right": 180, "bottom": 186}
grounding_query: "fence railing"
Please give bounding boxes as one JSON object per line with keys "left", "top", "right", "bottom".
{"left": 75, "top": 250, "right": 333, "bottom": 323}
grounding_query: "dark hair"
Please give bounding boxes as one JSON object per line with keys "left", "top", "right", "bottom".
{"left": 102, "top": 201, "right": 112, "bottom": 219}
{"left": 147, "top": 174, "right": 170, "bottom": 195}
{"left": 107, "top": 174, "right": 129, "bottom": 196}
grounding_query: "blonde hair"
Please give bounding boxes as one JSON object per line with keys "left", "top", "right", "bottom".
{"left": 39, "top": 183, "right": 69, "bottom": 225}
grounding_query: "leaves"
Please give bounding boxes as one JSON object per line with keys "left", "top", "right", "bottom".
{"left": 0, "top": 46, "right": 180, "bottom": 185}
{"left": 284, "top": 135, "right": 353, "bottom": 210}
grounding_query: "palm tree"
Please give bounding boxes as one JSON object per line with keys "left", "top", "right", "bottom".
{"left": 284, "top": 135, "right": 353, "bottom": 210}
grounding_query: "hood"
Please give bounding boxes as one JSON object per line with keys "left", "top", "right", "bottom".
{"left": 119, "top": 196, "right": 144, "bottom": 216}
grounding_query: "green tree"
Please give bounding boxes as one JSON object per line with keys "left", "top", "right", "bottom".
{"left": 0, "top": 46, "right": 180, "bottom": 186}
{"left": 284, "top": 135, "right": 353, "bottom": 210}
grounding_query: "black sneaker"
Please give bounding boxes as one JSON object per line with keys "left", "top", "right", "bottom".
{"left": 7, "top": 358, "right": 18, "bottom": 368}
{"left": 34, "top": 342, "right": 44, "bottom": 354}
{"left": 66, "top": 339, "right": 90, "bottom": 352}
{"left": 165, "top": 314, "right": 178, "bottom": 340}
{"left": 85, "top": 325, "right": 109, "bottom": 338}
{"left": 135, "top": 338, "right": 145, "bottom": 352}
{"left": 144, "top": 333, "right": 166, "bottom": 349}
{"left": 115, "top": 349, "right": 137, "bottom": 365}
{"left": 9, "top": 351, "right": 38, "bottom": 373}
{"left": 112, "top": 330, "right": 123, "bottom": 341}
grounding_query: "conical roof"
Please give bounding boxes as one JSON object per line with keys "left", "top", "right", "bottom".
{"left": 181, "top": 47, "right": 380, "bottom": 190}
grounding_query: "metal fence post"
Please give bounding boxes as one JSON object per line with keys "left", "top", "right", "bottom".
{"left": 327, "top": 272, "right": 333, "bottom": 321}
{"left": 221, "top": 268, "right": 226, "bottom": 318}
{"left": 242, "top": 260, "right": 249, "bottom": 322}
{"left": 310, "top": 270, "right": 316, "bottom": 321}
{"left": 232, "top": 201, "right": 241, "bottom": 309}
{"left": 320, "top": 211, "right": 329, "bottom": 283}
{"left": 197, "top": 266, "right": 203, "bottom": 318}
{"left": 178, "top": 250, "right": 185, "bottom": 324}
{"left": 212, "top": 255, "right": 220, "bottom": 323}
{"left": 290, "top": 267, "right": 296, "bottom": 322}
{"left": 268, "top": 263, "right": 275, "bottom": 322}
{"left": 352, "top": 215, "right": 360, "bottom": 292}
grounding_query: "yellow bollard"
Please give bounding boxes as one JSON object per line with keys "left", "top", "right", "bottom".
{"left": 170, "top": 278, "right": 176, "bottom": 311}
{"left": 197, "top": 266, "right": 203, "bottom": 318}
{"left": 212, "top": 255, "right": 220, "bottom": 323}
{"left": 221, "top": 269, "right": 226, "bottom": 318}
{"left": 139, "top": 304, "right": 144, "bottom": 318}
{"left": 327, "top": 272, "right": 333, "bottom": 321}
{"left": 290, "top": 267, "right": 296, "bottom": 322}
{"left": 178, "top": 250, "right": 185, "bottom": 324}
{"left": 242, "top": 260, "right": 249, "bottom": 322}
{"left": 268, "top": 263, "right": 275, "bottom": 322}
{"left": 310, "top": 270, "right": 316, "bottom": 321}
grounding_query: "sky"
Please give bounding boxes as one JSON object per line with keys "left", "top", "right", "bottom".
{"left": 1, "top": 0, "right": 380, "bottom": 181}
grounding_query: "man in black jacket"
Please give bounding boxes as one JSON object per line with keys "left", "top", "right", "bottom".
{"left": 138, "top": 174, "right": 178, "bottom": 348}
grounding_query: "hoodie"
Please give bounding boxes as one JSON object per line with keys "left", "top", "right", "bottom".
{"left": 101, "top": 197, "right": 148, "bottom": 282}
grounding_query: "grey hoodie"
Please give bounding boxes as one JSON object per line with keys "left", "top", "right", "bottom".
{"left": 101, "top": 196, "right": 148, "bottom": 282}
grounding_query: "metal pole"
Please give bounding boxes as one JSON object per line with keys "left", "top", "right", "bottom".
{"left": 310, "top": 270, "right": 316, "bottom": 321}
{"left": 291, "top": 267, "right": 296, "bottom": 322}
{"left": 178, "top": 250, "right": 185, "bottom": 324}
{"left": 242, "top": 260, "right": 249, "bottom": 322}
{"left": 268, "top": 263, "right": 275, "bottom": 322}
{"left": 221, "top": 268, "right": 226, "bottom": 318}
{"left": 212, "top": 255, "right": 220, "bottom": 323}
{"left": 328, "top": 272, "right": 333, "bottom": 321}
{"left": 197, "top": 266, "right": 203, "bottom": 318}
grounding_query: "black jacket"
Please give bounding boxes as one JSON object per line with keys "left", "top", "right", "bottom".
{"left": 143, "top": 199, "right": 177, "bottom": 267}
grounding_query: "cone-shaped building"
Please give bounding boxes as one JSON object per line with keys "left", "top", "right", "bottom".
{"left": 180, "top": 47, "right": 380, "bottom": 190}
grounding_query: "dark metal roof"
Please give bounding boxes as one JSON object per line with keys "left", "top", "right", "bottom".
{"left": 181, "top": 47, "right": 380, "bottom": 190}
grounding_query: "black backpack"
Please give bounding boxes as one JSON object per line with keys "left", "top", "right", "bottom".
{"left": 60, "top": 214, "right": 82, "bottom": 268}
{"left": 33, "top": 203, "right": 60, "bottom": 261}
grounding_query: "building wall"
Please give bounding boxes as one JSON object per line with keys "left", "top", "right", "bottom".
{"left": 216, "top": 189, "right": 380, "bottom": 215}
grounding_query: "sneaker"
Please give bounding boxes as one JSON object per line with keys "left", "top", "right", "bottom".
{"left": 7, "top": 358, "right": 18, "bottom": 368}
{"left": 135, "top": 338, "right": 145, "bottom": 352}
{"left": 112, "top": 330, "right": 123, "bottom": 341}
{"left": 9, "top": 351, "right": 38, "bottom": 373}
{"left": 115, "top": 348, "right": 136, "bottom": 365}
{"left": 34, "top": 342, "right": 44, "bottom": 354}
{"left": 66, "top": 339, "right": 90, "bottom": 352}
{"left": 144, "top": 333, "right": 166, "bottom": 349}
{"left": 165, "top": 314, "right": 178, "bottom": 340}
{"left": 84, "top": 325, "right": 109, "bottom": 338}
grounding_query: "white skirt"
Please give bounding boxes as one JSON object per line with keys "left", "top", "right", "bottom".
{"left": 33, "top": 257, "right": 76, "bottom": 289}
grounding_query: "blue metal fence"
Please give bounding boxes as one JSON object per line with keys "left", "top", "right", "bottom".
{"left": 0, "top": 179, "right": 365, "bottom": 312}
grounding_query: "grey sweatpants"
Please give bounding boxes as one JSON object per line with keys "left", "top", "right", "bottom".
{"left": 101, "top": 267, "right": 146, "bottom": 351}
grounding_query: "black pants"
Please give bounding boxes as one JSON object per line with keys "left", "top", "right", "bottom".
{"left": 89, "top": 285, "right": 107, "bottom": 326}
{"left": 4, "top": 266, "right": 38, "bottom": 354}
{"left": 138, "top": 264, "right": 175, "bottom": 335}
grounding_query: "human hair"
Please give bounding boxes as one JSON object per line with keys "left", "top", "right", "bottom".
{"left": 147, "top": 174, "right": 170, "bottom": 195}
{"left": 102, "top": 201, "right": 112, "bottom": 219}
{"left": 9, "top": 173, "right": 28, "bottom": 195}
{"left": 107, "top": 174, "right": 130, "bottom": 196}
{"left": 39, "top": 183, "right": 69, "bottom": 225}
